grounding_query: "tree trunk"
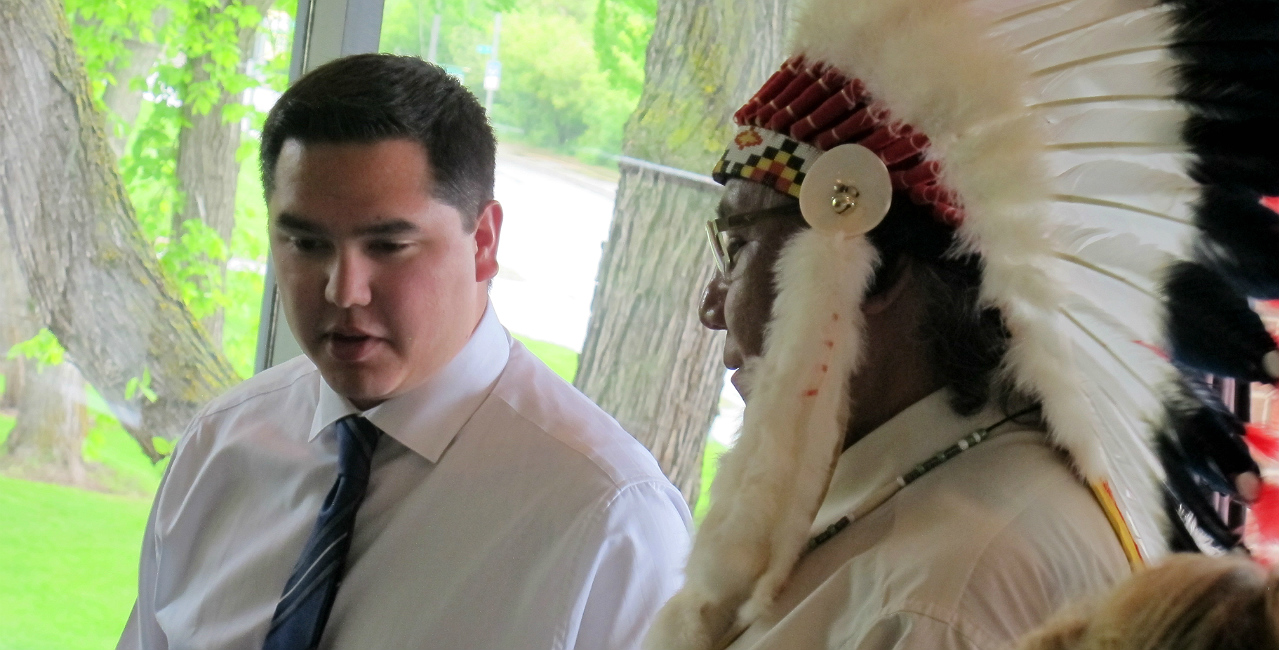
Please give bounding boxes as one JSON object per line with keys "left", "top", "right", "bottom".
{"left": 173, "top": 0, "right": 274, "bottom": 346}
{"left": 99, "top": 8, "right": 171, "bottom": 157}
{"left": 0, "top": 183, "right": 36, "bottom": 413}
{"left": 574, "top": 0, "right": 791, "bottom": 507}
{"left": 0, "top": 137, "right": 82, "bottom": 477}
{"left": 0, "top": 0, "right": 240, "bottom": 460}
{"left": 3, "top": 362, "right": 90, "bottom": 485}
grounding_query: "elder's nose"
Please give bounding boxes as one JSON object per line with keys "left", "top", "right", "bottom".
{"left": 699, "top": 273, "right": 729, "bottom": 331}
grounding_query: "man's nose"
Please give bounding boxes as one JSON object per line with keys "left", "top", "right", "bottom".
{"left": 699, "top": 273, "right": 729, "bottom": 331}
{"left": 324, "top": 251, "right": 372, "bottom": 308}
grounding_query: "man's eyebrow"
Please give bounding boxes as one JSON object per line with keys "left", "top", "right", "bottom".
{"left": 354, "top": 219, "right": 419, "bottom": 237}
{"left": 274, "top": 213, "right": 325, "bottom": 234}
{"left": 271, "top": 215, "right": 419, "bottom": 237}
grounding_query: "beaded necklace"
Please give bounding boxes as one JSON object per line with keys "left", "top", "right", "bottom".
{"left": 806, "top": 406, "right": 1040, "bottom": 553}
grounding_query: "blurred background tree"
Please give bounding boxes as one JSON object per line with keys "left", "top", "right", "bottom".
{"left": 381, "top": 0, "right": 649, "bottom": 161}
{"left": 574, "top": 0, "right": 791, "bottom": 506}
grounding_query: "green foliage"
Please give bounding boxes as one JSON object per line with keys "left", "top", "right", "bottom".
{"left": 493, "top": 9, "right": 635, "bottom": 150}
{"left": 63, "top": 0, "right": 291, "bottom": 384}
{"left": 594, "top": 0, "right": 655, "bottom": 96}
{"left": 695, "top": 436, "right": 727, "bottom": 524}
{"left": 380, "top": 0, "right": 653, "bottom": 158}
{"left": 125, "top": 368, "right": 159, "bottom": 404}
{"left": 82, "top": 386, "right": 170, "bottom": 491}
{"left": 159, "top": 219, "right": 231, "bottom": 320}
{"left": 6, "top": 329, "right": 67, "bottom": 369}
{"left": 151, "top": 436, "right": 176, "bottom": 456}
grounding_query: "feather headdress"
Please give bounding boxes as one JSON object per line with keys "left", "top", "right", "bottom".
{"left": 647, "top": 0, "right": 1279, "bottom": 647}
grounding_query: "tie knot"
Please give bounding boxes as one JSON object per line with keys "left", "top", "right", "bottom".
{"left": 335, "top": 416, "right": 382, "bottom": 477}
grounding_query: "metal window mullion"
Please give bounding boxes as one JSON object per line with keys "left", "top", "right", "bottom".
{"left": 254, "top": 0, "right": 387, "bottom": 374}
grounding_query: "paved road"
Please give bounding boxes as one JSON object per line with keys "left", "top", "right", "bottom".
{"left": 489, "top": 145, "right": 617, "bottom": 352}
{"left": 491, "top": 145, "right": 743, "bottom": 446}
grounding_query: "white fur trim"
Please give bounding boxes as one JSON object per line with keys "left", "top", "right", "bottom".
{"left": 644, "top": 232, "right": 880, "bottom": 650}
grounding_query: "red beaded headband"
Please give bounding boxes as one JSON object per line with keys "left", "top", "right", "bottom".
{"left": 712, "top": 55, "right": 964, "bottom": 226}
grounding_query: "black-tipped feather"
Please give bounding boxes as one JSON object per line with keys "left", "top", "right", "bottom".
{"left": 1183, "top": 118, "right": 1279, "bottom": 172}
{"left": 1164, "top": 262, "right": 1277, "bottom": 381}
{"left": 1164, "top": 490, "right": 1205, "bottom": 552}
{"left": 1167, "top": 0, "right": 1279, "bottom": 196}
{"left": 1193, "top": 186, "right": 1279, "bottom": 298}
{"left": 1168, "top": 371, "right": 1260, "bottom": 496}
{"left": 1188, "top": 155, "right": 1279, "bottom": 195}
{"left": 1158, "top": 433, "right": 1241, "bottom": 548}
{"left": 1163, "top": 0, "right": 1279, "bottom": 42}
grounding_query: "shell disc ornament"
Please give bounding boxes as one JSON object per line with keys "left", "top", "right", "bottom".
{"left": 798, "top": 143, "right": 892, "bottom": 236}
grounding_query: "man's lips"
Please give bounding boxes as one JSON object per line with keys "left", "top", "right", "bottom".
{"left": 323, "top": 331, "right": 385, "bottom": 363}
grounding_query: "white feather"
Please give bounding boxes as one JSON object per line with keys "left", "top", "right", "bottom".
{"left": 1023, "top": 4, "right": 1174, "bottom": 75}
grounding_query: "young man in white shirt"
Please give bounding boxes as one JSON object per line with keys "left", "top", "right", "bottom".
{"left": 118, "top": 53, "right": 690, "bottom": 650}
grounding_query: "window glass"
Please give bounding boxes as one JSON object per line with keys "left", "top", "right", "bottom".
{"left": 377, "top": 0, "right": 736, "bottom": 524}
{"left": 377, "top": 0, "right": 643, "bottom": 377}
{"left": 0, "top": 2, "right": 293, "bottom": 646}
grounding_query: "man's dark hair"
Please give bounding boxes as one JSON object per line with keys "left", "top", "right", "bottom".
{"left": 260, "top": 53, "right": 496, "bottom": 229}
{"left": 867, "top": 195, "right": 1023, "bottom": 417}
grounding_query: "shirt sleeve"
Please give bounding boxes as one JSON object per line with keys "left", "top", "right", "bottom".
{"left": 845, "top": 612, "right": 993, "bottom": 650}
{"left": 570, "top": 480, "right": 692, "bottom": 650}
{"left": 116, "top": 477, "right": 168, "bottom": 650}
{"left": 117, "top": 411, "right": 202, "bottom": 650}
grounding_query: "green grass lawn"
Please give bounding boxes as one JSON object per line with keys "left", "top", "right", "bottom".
{"left": 0, "top": 338, "right": 739, "bottom": 649}
{"left": 0, "top": 475, "right": 151, "bottom": 650}
{"left": 513, "top": 334, "right": 579, "bottom": 381}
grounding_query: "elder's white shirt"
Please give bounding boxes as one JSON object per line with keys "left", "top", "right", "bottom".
{"left": 726, "top": 390, "right": 1130, "bottom": 650}
{"left": 118, "top": 306, "right": 691, "bottom": 650}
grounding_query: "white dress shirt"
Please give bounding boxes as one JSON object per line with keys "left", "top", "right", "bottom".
{"left": 726, "top": 390, "right": 1130, "bottom": 650}
{"left": 118, "top": 305, "right": 691, "bottom": 650}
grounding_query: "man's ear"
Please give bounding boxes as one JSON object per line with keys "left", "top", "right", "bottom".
{"left": 862, "top": 257, "right": 913, "bottom": 315}
{"left": 473, "top": 200, "right": 503, "bottom": 283}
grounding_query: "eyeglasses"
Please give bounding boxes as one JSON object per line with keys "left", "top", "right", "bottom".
{"left": 704, "top": 203, "right": 802, "bottom": 275}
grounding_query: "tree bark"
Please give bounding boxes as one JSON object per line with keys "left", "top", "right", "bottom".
{"left": 0, "top": 180, "right": 36, "bottom": 413}
{"left": 173, "top": 0, "right": 273, "bottom": 346}
{"left": 0, "top": 190, "right": 91, "bottom": 479}
{"left": 0, "top": 0, "right": 240, "bottom": 460}
{"left": 3, "top": 362, "right": 90, "bottom": 485}
{"left": 574, "top": 0, "right": 791, "bottom": 507}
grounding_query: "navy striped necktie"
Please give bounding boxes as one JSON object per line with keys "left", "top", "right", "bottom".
{"left": 263, "top": 415, "right": 382, "bottom": 650}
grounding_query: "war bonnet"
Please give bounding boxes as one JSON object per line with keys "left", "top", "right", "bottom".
{"left": 646, "top": 0, "right": 1279, "bottom": 648}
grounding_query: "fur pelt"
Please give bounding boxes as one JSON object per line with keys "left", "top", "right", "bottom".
{"left": 644, "top": 232, "right": 879, "bottom": 650}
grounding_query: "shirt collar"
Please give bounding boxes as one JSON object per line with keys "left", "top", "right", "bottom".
{"left": 808, "top": 389, "right": 1005, "bottom": 537}
{"left": 309, "top": 303, "right": 511, "bottom": 462}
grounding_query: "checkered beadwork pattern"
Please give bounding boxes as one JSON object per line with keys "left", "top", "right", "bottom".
{"left": 714, "top": 55, "right": 965, "bottom": 226}
{"left": 712, "top": 127, "right": 824, "bottom": 199}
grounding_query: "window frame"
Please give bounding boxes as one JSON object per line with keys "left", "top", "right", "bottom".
{"left": 254, "top": 0, "right": 387, "bottom": 373}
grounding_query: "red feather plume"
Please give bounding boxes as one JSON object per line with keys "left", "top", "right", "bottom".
{"left": 1246, "top": 424, "right": 1279, "bottom": 461}
{"left": 1251, "top": 481, "right": 1279, "bottom": 544}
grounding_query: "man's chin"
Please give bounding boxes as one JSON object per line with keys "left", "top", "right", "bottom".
{"left": 317, "top": 365, "right": 398, "bottom": 409}
{"left": 729, "top": 363, "right": 758, "bottom": 402}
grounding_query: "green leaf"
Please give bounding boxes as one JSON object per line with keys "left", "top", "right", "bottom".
{"left": 151, "top": 436, "right": 175, "bottom": 456}
{"left": 6, "top": 329, "right": 67, "bottom": 368}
